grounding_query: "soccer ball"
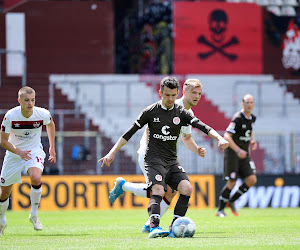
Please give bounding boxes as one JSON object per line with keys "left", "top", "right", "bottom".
{"left": 171, "top": 217, "right": 196, "bottom": 238}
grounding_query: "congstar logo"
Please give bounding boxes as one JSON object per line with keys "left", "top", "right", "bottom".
{"left": 153, "top": 125, "right": 177, "bottom": 141}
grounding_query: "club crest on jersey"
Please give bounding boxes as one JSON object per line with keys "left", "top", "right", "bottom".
{"left": 230, "top": 172, "right": 236, "bottom": 179}
{"left": 155, "top": 174, "right": 162, "bottom": 182}
{"left": 173, "top": 117, "right": 180, "bottom": 125}
{"left": 33, "top": 122, "right": 40, "bottom": 128}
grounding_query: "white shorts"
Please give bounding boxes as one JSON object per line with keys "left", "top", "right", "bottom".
{"left": 138, "top": 152, "right": 149, "bottom": 183}
{"left": 1, "top": 152, "right": 45, "bottom": 186}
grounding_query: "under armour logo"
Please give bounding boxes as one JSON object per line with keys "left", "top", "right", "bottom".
{"left": 153, "top": 118, "right": 160, "bottom": 122}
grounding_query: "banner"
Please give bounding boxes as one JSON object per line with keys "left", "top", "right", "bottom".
{"left": 11, "top": 175, "right": 215, "bottom": 210}
{"left": 174, "top": 2, "right": 263, "bottom": 74}
{"left": 215, "top": 175, "right": 300, "bottom": 208}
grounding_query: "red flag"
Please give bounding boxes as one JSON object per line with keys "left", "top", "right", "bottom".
{"left": 174, "top": 2, "right": 263, "bottom": 74}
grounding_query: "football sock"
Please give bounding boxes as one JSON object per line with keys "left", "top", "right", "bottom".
{"left": 148, "top": 195, "right": 162, "bottom": 228}
{"left": 218, "top": 185, "right": 231, "bottom": 211}
{"left": 122, "top": 182, "right": 147, "bottom": 198}
{"left": 0, "top": 198, "right": 9, "bottom": 223}
{"left": 145, "top": 197, "right": 170, "bottom": 226}
{"left": 161, "top": 197, "right": 170, "bottom": 216}
{"left": 30, "top": 185, "right": 42, "bottom": 216}
{"left": 171, "top": 194, "right": 190, "bottom": 227}
{"left": 230, "top": 183, "right": 249, "bottom": 202}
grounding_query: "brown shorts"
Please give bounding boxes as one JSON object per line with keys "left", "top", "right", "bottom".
{"left": 223, "top": 149, "right": 256, "bottom": 180}
{"left": 144, "top": 157, "right": 189, "bottom": 192}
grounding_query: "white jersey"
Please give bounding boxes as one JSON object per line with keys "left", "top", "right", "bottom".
{"left": 137, "top": 97, "right": 193, "bottom": 155}
{"left": 1, "top": 106, "right": 52, "bottom": 157}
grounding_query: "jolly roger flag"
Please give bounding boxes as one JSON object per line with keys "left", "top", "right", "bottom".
{"left": 173, "top": 2, "right": 263, "bottom": 74}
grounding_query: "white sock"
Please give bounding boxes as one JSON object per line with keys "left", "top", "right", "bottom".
{"left": 145, "top": 199, "right": 170, "bottom": 226}
{"left": 160, "top": 199, "right": 170, "bottom": 217}
{"left": 0, "top": 199, "right": 9, "bottom": 223}
{"left": 30, "top": 186, "right": 42, "bottom": 216}
{"left": 122, "top": 182, "right": 147, "bottom": 198}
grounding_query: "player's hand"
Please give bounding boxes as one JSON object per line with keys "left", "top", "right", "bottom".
{"left": 251, "top": 140, "right": 257, "bottom": 151}
{"left": 98, "top": 153, "right": 115, "bottom": 168}
{"left": 18, "top": 150, "right": 32, "bottom": 161}
{"left": 218, "top": 138, "right": 229, "bottom": 151}
{"left": 197, "top": 147, "right": 206, "bottom": 158}
{"left": 48, "top": 147, "right": 56, "bottom": 163}
{"left": 237, "top": 149, "right": 248, "bottom": 159}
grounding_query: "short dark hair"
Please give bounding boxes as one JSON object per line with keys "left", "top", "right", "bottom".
{"left": 160, "top": 76, "right": 180, "bottom": 92}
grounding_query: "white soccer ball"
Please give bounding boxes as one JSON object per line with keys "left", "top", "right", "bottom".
{"left": 171, "top": 217, "right": 196, "bottom": 238}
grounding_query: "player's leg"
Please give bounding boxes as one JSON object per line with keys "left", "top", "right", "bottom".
{"left": 109, "top": 152, "right": 148, "bottom": 203}
{"left": 0, "top": 155, "right": 24, "bottom": 235}
{"left": 216, "top": 151, "right": 238, "bottom": 217}
{"left": 217, "top": 180, "right": 236, "bottom": 217}
{"left": 227, "top": 159, "right": 257, "bottom": 216}
{"left": 0, "top": 185, "right": 12, "bottom": 235}
{"left": 169, "top": 179, "right": 192, "bottom": 228}
{"left": 147, "top": 184, "right": 169, "bottom": 238}
{"left": 27, "top": 164, "right": 43, "bottom": 231}
{"left": 166, "top": 166, "right": 191, "bottom": 236}
{"left": 147, "top": 165, "right": 169, "bottom": 238}
{"left": 142, "top": 185, "right": 176, "bottom": 233}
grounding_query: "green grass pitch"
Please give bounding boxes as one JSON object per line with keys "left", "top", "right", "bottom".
{"left": 1, "top": 208, "right": 300, "bottom": 249}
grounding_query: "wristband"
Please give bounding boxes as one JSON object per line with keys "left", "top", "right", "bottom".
{"left": 236, "top": 149, "right": 241, "bottom": 154}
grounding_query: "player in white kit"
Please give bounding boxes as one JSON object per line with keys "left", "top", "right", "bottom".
{"left": 0, "top": 86, "right": 56, "bottom": 235}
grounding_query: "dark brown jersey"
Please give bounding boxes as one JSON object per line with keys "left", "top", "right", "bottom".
{"left": 133, "top": 101, "right": 211, "bottom": 161}
{"left": 226, "top": 110, "right": 256, "bottom": 152}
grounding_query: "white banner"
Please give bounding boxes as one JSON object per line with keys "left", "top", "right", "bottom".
{"left": 6, "top": 13, "right": 25, "bottom": 76}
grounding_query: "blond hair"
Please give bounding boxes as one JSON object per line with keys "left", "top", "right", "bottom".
{"left": 183, "top": 79, "right": 202, "bottom": 92}
{"left": 18, "top": 86, "right": 35, "bottom": 98}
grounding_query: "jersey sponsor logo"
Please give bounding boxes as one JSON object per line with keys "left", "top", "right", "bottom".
{"left": 23, "top": 130, "right": 32, "bottom": 136}
{"left": 161, "top": 125, "right": 170, "bottom": 135}
{"left": 239, "top": 130, "right": 251, "bottom": 142}
{"left": 173, "top": 117, "right": 180, "bottom": 125}
{"left": 12, "top": 120, "right": 43, "bottom": 129}
{"left": 153, "top": 133, "right": 178, "bottom": 141}
{"left": 153, "top": 118, "right": 160, "bottom": 123}
{"left": 155, "top": 174, "right": 162, "bottom": 182}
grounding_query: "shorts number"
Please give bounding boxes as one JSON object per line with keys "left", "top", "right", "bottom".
{"left": 178, "top": 166, "right": 186, "bottom": 172}
{"left": 249, "top": 161, "right": 256, "bottom": 170}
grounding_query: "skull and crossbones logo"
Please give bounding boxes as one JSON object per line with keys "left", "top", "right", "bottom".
{"left": 198, "top": 9, "right": 239, "bottom": 61}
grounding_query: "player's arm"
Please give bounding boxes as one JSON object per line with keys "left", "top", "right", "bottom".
{"left": 98, "top": 123, "right": 140, "bottom": 167}
{"left": 46, "top": 118, "right": 56, "bottom": 163}
{"left": 223, "top": 131, "right": 247, "bottom": 159}
{"left": 190, "top": 118, "right": 229, "bottom": 151}
{"left": 250, "top": 131, "right": 257, "bottom": 151}
{"left": 181, "top": 133, "right": 206, "bottom": 157}
{"left": 207, "top": 129, "right": 229, "bottom": 151}
{"left": 0, "top": 131, "right": 32, "bottom": 160}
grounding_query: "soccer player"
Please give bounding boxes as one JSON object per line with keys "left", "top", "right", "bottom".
{"left": 0, "top": 86, "right": 56, "bottom": 235}
{"left": 99, "top": 76, "right": 229, "bottom": 238}
{"left": 216, "top": 94, "right": 257, "bottom": 217}
{"left": 109, "top": 79, "right": 209, "bottom": 233}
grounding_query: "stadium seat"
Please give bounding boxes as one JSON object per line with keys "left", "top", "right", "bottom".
{"left": 281, "top": 6, "right": 297, "bottom": 16}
